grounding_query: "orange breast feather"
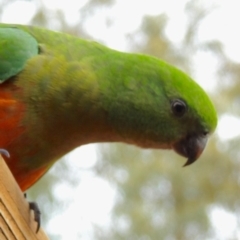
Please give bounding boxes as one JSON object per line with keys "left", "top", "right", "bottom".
{"left": 0, "top": 85, "right": 50, "bottom": 191}
{"left": 0, "top": 88, "right": 25, "bottom": 146}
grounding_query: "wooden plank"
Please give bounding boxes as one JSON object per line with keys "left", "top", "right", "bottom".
{"left": 0, "top": 227, "right": 8, "bottom": 240}
{"left": 0, "top": 155, "right": 49, "bottom": 239}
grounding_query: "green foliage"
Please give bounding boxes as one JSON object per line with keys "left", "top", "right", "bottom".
{"left": 94, "top": 137, "right": 240, "bottom": 240}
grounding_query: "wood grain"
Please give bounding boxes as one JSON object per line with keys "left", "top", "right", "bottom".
{"left": 0, "top": 155, "right": 49, "bottom": 239}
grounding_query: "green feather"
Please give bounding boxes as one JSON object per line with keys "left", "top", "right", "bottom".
{"left": 0, "top": 23, "right": 217, "bottom": 178}
{"left": 0, "top": 27, "right": 38, "bottom": 82}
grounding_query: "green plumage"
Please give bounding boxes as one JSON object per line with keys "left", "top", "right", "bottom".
{"left": 0, "top": 23, "right": 217, "bottom": 190}
{"left": 0, "top": 27, "right": 38, "bottom": 82}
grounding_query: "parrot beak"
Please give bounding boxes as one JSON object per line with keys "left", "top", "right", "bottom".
{"left": 173, "top": 134, "right": 208, "bottom": 166}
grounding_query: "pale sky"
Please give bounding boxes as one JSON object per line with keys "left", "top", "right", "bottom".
{"left": 1, "top": 0, "right": 240, "bottom": 239}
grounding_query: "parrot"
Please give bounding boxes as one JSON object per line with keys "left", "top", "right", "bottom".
{"left": 0, "top": 23, "right": 217, "bottom": 229}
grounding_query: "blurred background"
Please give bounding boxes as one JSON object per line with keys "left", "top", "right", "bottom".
{"left": 1, "top": 0, "right": 240, "bottom": 239}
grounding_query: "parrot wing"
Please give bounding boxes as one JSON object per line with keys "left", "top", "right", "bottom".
{"left": 0, "top": 27, "right": 38, "bottom": 83}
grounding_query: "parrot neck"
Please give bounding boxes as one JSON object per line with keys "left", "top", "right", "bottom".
{"left": 26, "top": 73, "right": 121, "bottom": 150}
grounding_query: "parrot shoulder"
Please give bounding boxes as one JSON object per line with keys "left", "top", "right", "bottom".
{"left": 0, "top": 27, "right": 39, "bottom": 83}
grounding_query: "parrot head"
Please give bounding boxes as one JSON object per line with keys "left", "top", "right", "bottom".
{"left": 169, "top": 98, "right": 210, "bottom": 166}
{"left": 163, "top": 64, "right": 217, "bottom": 166}
{"left": 101, "top": 54, "right": 217, "bottom": 166}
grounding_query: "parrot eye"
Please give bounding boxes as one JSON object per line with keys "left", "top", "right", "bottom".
{"left": 202, "top": 130, "right": 209, "bottom": 137}
{"left": 171, "top": 99, "right": 187, "bottom": 117}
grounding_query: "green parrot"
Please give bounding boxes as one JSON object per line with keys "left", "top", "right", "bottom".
{"left": 0, "top": 23, "right": 217, "bottom": 193}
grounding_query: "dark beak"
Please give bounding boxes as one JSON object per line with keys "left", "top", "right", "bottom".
{"left": 173, "top": 134, "right": 208, "bottom": 166}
